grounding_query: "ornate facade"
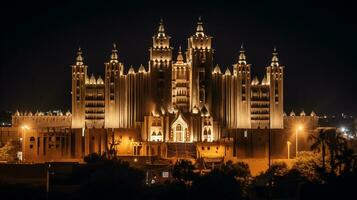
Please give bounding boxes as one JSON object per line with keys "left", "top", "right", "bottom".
{"left": 10, "top": 18, "right": 294, "bottom": 163}
{"left": 72, "top": 18, "right": 284, "bottom": 137}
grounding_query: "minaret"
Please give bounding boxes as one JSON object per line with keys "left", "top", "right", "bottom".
{"left": 267, "top": 48, "right": 284, "bottom": 129}
{"left": 149, "top": 19, "right": 173, "bottom": 112}
{"left": 104, "top": 43, "right": 124, "bottom": 128}
{"left": 187, "top": 17, "right": 214, "bottom": 112}
{"left": 71, "top": 47, "right": 87, "bottom": 128}
{"left": 233, "top": 44, "right": 251, "bottom": 128}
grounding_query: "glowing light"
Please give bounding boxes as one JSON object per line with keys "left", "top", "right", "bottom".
{"left": 21, "top": 125, "right": 30, "bottom": 130}
{"left": 297, "top": 125, "right": 303, "bottom": 131}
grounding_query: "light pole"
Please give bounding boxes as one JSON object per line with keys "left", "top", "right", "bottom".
{"left": 287, "top": 141, "right": 291, "bottom": 160}
{"left": 295, "top": 125, "right": 303, "bottom": 158}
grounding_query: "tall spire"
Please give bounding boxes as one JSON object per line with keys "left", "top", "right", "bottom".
{"left": 76, "top": 47, "right": 84, "bottom": 65}
{"left": 110, "top": 42, "right": 118, "bottom": 62}
{"left": 270, "top": 47, "right": 279, "bottom": 67}
{"left": 176, "top": 46, "right": 184, "bottom": 63}
{"left": 195, "top": 16, "right": 205, "bottom": 37}
{"left": 158, "top": 18, "right": 166, "bottom": 37}
{"left": 238, "top": 43, "right": 247, "bottom": 64}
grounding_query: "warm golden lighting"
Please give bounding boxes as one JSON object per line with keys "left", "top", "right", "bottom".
{"left": 297, "top": 125, "right": 303, "bottom": 131}
{"left": 21, "top": 125, "right": 30, "bottom": 130}
{"left": 295, "top": 125, "right": 304, "bottom": 157}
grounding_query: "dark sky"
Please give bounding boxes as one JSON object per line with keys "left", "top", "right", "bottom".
{"left": 0, "top": 0, "right": 356, "bottom": 116}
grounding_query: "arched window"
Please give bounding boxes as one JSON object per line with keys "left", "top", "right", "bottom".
{"left": 176, "top": 124, "right": 182, "bottom": 131}
{"left": 204, "top": 129, "right": 207, "bottom": 135}
{"left": 208, "top": 129, "right": 211, "bottom": 135}
{"left": 30, "top": 137, "right": 35, "bottom": 142}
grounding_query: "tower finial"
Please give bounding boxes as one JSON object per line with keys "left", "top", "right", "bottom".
{"left": 176, "top": 45, "right": 184, "bottom": 63}
{"left": 271, "top": 47, "right": 279, "bottom": 67}
{"left": 196, "top": 16, "right": 204, "bottom": 36}
{"left": 76, "top": 46, "right": 84, "bottom": 65}
{"left": 158, "top": 19, "right": 165, "bottom": 37}
{"left": 238, "top": 43, "right": 247, "bottom": 64}
{"left": 110, "top": 42, "right": 118, "bottom": 62}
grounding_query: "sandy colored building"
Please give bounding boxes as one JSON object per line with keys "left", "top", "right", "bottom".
{"left": 8, "top": 18, "right": 319, "bottom": 163}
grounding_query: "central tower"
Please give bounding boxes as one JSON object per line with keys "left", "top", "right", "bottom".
{"left": 187, "top": 17, "right": 214, "bottom": 112}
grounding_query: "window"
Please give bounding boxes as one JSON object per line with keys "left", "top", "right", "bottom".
{"left": 30, "top": 137, "right": 35, "bottom": 142}
{"left": 29, "top": 144, "right": 33, "bottom": 149}
{"left": 201, "top": 146, "right": 204, "bottom": 150}
{"left": 176, "top": 124, "right": 182, "bottom": 131}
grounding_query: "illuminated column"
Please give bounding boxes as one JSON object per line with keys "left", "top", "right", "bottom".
{"left": 149, "top": 19, "right": 173, "bottom": 111}
{"left": 136, "top": 65, "right": 150, "bottom": 123}
{"left": 233, "top": 45, "right": 251, "bottom": 128}
{"left": 187, "top": 17, "right": 214, "bottom": 112}
{"left": 104, "top": 43, "right": 123, "bottom": 128}
{"left": 212, "top": 64, "right": 223, "bottom": 122}
{"left": 71, "top": 48, "right": 87, "bottom": 128}
{"left": 267, "top": 48, "right": 284, "bottom": 129}
{"left": 127, "top": 66, "right": 136, "bottom": 128}
{"left": 223, "top": 68, "right": 233, "bottom": 128}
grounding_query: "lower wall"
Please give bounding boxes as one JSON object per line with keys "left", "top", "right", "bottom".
{"left": 14, "top": 126, "right": 317, "bottom": 163}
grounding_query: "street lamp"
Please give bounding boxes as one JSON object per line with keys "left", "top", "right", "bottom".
{"left": 296, "top": 125, "right": 303, "bottom": 158}
{"left": 287, "top": 141, "right": 291, "bottom": 160}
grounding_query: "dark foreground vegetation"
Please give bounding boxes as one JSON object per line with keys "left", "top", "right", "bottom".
{"left": 0, "top": 128, "right": 357, "bottom": 199}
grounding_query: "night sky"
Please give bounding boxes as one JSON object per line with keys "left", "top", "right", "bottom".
{"left": 0, "top": 0, "right": 356, "bottom": 116}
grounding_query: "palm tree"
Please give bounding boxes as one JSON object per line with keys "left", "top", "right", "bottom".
{"left": 325, "top": 129, "right": 346, "bottom": 173}
{"left": 309, "top": 128, "right": 329, "bottom": 170}
{"left": 336, "top": 143, "right": 357, "bottom": 174}
{"left": 310, "top": 128, "right": 349, "bottom": 174}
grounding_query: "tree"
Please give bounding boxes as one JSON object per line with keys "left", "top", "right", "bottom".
{"left": 336, "top": 144, "right": 357, "bottom": 175}
{"left": 221, "top": 161, "right": 251, "bottom": 198}
{"left": 107, "top": 138, "right": 120, "bottom": 160}
{"left": 172, "top": 160, "right": 196, "bottom": 184}
{"left": 221, "top": 160, "right": 251, "bottom": 178}
{"left": 79, "top": 154, "right": 145, "bottom": 199}
{"left": 293, "top": 151, "right": 323, "bottom": 182}
{"left": 0, "top": 140, "right": 20, "bottom": 162}
{"left": 309, "top": 128, "right": 349, "bottom": 175}
{"left": 191, "top": 169, "right": 242, "bottom": 200}
{"left": 309, "top": 128, "right": 329, "bottom": 171}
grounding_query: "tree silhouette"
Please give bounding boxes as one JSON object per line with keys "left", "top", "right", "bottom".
{"left": 309, "top": 128, "right": 357, "bottom": 176}
{"left": 172, "top": 160, "right": 196, "bottom": 184}
{"left": 309, "top": 128, "right": 329, "bottom": 171}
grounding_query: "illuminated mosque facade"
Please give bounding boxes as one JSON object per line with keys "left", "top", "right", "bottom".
{"left": 71, "top": 18, "right": 283, "bottom": 135}
{"left": 8, "top": 18, "right": 318, "bottom": 163}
